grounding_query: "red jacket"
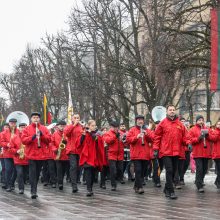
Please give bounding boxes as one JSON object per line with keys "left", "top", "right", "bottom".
{"left": 50, "top": 130, "right": 69, "bottom": 161}
{"left": 187, "top": 124, "right": 214, "bottom": 159}
{"left": 64, "top": 124, "right": 83, "bottom": 155}
{"left": 103, "top": 128, "right": 124, "bottom": 161}
{"left": 153, "top": 117, "right": 187, "bottom": 158}
{"left": 126, "top": 126, "right": 154, "bottom": 160}
{"left": 0, "top": 132, "right": 4, "bottom": 158}
{"left": 211, "top": 128, "right": 220, "bottom": 159}
{"left": 1, "top": 128, "right": 20, "bottom": 158}
{"left": 77, "top": 131, "right": 104, "bottom": 170}
{"left": 21, "top": 123, "right": 51, "bottom": 160}
{"left": 10, "top": 132, "right": 29, "bottom": 165}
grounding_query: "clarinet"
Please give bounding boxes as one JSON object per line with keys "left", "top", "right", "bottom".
{"left": 140, "top": 125, "right": 145, "bottom": 146}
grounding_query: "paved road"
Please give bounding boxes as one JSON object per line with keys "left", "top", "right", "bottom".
{"left": 0, "top": 172, "right": 220, "bottom": 219}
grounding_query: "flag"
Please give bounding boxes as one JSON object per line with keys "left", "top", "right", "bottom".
{"left": 0, "top": 113, "right": 4, "bottom": 127}
{"left": 211, "top": 9, "right": 220, "bottom": 91}
{"left": 43, "top": 94, "right": 48, "bottom": 125}
{"left": 47, "top": 111, "right": 52, "bottom": 124}
{"left": 67, "top": 83, "right": 73, "bottom": 124}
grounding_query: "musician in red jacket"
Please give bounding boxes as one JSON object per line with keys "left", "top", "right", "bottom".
{"left": 1, "top": 118, "right": 19, "bottom": 192}
{"left": 77, "top": 120, "right": 104, "bottom": 196}
{"left": 126, "top": 115, "right": 154, "bottom": 194}
{"left": 51, "top": 120, "right": 69, "bottom": 190}
{"left": 64, "top": 113, "right": 83, "bottom": 193}
{"left": 0, "top": 123, "right": 10, "bottom": 189}
{"left": 21, "top": 112, "right": 51, "bottom": 199}
{"left": 10, "top": 123, "right": 28, "bottom": 194}
{"left": 211, "top": 120, "right": 220, "bottom": 189}
{"left": 153, "top": 105, "right": 186, "bottom": 199}
{"left": 187, "top": 115, "right": 215, "bottom": 193}
{"left": 103, "top": 121, "right": 124, "bottom": 191}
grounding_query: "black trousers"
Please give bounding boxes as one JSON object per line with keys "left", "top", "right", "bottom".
{"left": 133, "top": 160, "right": 148, "bottom": 189}
{"left": 179, "top": 151, "right": 190, "bottom": 181}
{"left": 163, "top": 156, "right": 179, "bottom": 193}
{"left": 100, "top": 166, "right": 109, "bottom": 186}
{"left": 108, "top": 160, "right": 123, "bottom": 187}
{"left": 215, "top": 159, "right": 220, "bottom": 187}
{"left": 69, "top": 154, "right": 80, "bottom": 187}
{"left": 84, "top": 166, "right": 95, "bottom": 191}
{"left": 152, "top": 158, "right": 163, "bottom": 184}
{"left": 56, "top": 160, "right": 69, "bottom": 185}
{"left": 195, "top": 158, "right": 209, "bottom": 189}
{"left": 29, "top": 160, "right": 43, "bottom": 194}
{"left": 42, "top": 160, "right": 56, "bottom": 184}
{"left": 0, "top": 158, "right": 6, "bottom": 184}
{"left": 16, "top": 165, "right": 28, "bottom": 190}
{"left": 4, "top": 158, "right": 17, "bottom": 188}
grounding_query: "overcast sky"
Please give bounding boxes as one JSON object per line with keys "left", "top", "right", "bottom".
{"left": 0, "top": 0, "right": 82, "bottom": 74}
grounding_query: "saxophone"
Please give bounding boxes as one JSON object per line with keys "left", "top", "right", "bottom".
{"left": 18, "top": 144, "right": 25, "bottom": 159}
{"left": 56, "top": 134, "right": 66, "bottom": 160}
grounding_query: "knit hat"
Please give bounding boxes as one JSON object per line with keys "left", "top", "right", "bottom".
{"left": 196, "top": 115, "right": 204, "bottom": 122}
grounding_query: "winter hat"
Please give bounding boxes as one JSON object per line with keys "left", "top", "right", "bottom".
{"left": 196, "top": 115, "right": 204, "bottom": 122}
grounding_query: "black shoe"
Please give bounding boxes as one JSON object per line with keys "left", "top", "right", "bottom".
{"left": 52, "top": 184, "right": 56, "bottom": 188}
{"left": 111, "top": 186, "right": 116, "bottom": 191}
{"left": 138, "top": 188, "right": 144, "bottom": 194}
{"left": 72, "top": 186, "right": 78, "bottom": 193}
{"left": 120, "top": 180, "right": 125, "bottom": 184}
{"left": 170, "top": 192, "right": 178, "bottom": 199}
{"left": 179, "top": 180, "right": 185, "bottom": 186}
{"left": 77, "top": 181, "right": 81, "bottom": 184}
{"left": 198, "top": 188, "right": 205, "bottom": 193}
{"left": 100, "top": 184, "right": 106, "bottom": 189}
{"left": 6, "top": 187, "right": 12, "bottom": 192}
{"left": 175, "top": 184, "right": 182, "bottom": 190}
{"left": 31, "top": 194, "right": 37, "bottom": 199}
{"left": 2, "top": 185, "right": 6, "bottom": 189}
{"left": 155, "top": 183, "right": 161, "bottom": 188}
{"left": 58, "top": 185, "right": 63, "bottom": 190}
{"left": 43, "top": 182, "right": 48, "bottom": 186}
{"left": 11, "top": 186, "right": 15, "bottom": 191}
{"left": 86, "top": 191, "right": 93, "bottom": 197}
{"left": 19, "top": 190, "right": 24, "bottom": 194}
{"left": 163, "top": 189, "right": 171, "bottom": 198}
{"left": 83, "top": 181, "right": 87, "bottom": 185}
{"left": 142, "top": 181, "right": 146, "bottom": 186}
{"left": 131, "top": 178, "right": 135, "bottom": 182}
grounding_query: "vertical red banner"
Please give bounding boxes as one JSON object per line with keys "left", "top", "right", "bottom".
{"left": 211, "top": 9, "right": 218, "bottom": 91}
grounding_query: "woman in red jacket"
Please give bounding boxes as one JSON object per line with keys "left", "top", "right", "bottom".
{"left": 1, "top": 118, "right": 19, "bottom": 192}
{"left": 187, "top": 115, "right": 215, "bottom": 193}
{"left": 77, "top": 120, "right": 104, "bottom": 196}
{"left": 11, "top": 123, "right": 28, "bottom": 194}
{"left": 211, "top": 120, "right": 220, "bottom": 189}
{"left": 103, "top": 121, "right": 124, "bottom": 191}
{"left": 51, "top": 121, "right": 69, "bottom": 190}
{"left": 126, "top": 115, "right": 154, "bottom": 194}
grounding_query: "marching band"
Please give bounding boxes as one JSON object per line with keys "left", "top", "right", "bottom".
{"left": 1, "top": 105, "right": 220, "bottom": 200}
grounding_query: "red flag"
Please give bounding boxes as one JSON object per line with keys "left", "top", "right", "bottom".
{"left": 47, "top": 112, "right": 52, "bottom": 124}
{"left": 211, "top": 9, "right": 220, "bottom": 91}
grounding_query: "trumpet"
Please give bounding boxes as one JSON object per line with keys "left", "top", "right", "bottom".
{"left": 18, "top": 144, "right": 25, "bottom": 159}
{"left": 56, "top": 134, "right": 66, "bottom": 160}
{"left": 35, "top": 122, "right": 41, "bottom": 148}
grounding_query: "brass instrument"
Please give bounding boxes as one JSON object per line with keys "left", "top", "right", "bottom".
{"left": 56, "top": 134, "right": 66, "bottom": 160}
{"left": 35, "top": 122, "right": 41, "bottom": 148}
{"left": 18, "top": 144, "right": 25, "bottom": 159}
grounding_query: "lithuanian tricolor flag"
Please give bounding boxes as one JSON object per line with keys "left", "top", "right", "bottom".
{"left": 211, "top": 9, "right": 220, "bottom": 91}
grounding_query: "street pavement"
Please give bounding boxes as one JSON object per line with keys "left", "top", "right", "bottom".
{"left": 0, "top": 172, "right": 220, "bottom": 219}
